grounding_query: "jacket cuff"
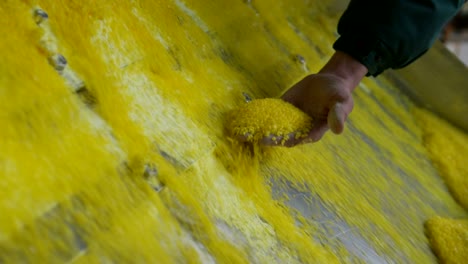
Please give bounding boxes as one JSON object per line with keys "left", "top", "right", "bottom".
{"left": 333, "top": 34, "right": 394, "bottom": 77}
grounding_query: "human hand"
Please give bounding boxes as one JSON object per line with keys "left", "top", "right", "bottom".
{"left": 265, "top": 51, "right": 367, "bottom": 147}
{"left": 279, "top": 73, "right": 354, "bottom": 146}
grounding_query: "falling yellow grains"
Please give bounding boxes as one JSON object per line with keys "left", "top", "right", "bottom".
{"left": 228, "top": 98, "right": 313, "bottom": 144}
{"left": 425, "top": 217, "right": 468, "bottom": 264}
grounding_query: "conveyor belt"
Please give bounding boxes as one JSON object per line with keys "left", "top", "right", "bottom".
{"left": 0, "top": 1, "right": 466, "bottom": 263}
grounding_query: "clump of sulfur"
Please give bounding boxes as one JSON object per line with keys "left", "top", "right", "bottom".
{"left": 413, "top": 108, "right": 468, "bottom": 210}
{"left": 425, "top": 217, "right": 468, "bottom": 264}
{"left": 228, "top": 98, "right": 313, "bottom": 144}
{"left": 413, "top": 108, "right": 468, "bottom": 264}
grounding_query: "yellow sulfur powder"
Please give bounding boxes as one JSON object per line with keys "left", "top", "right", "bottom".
{"left": 413, "top": 108, "right": 468, "bottom": 210}
{"left": 2, "top": 0, "right": 468, "bottom": 263}
{"left": 412, "top": 106, "right": 468, "bottom": 264}
{"left": 425, "top": 217, "right": 468, "bottom": 264}
{"left": 228, "top": 98, "right": 313, "bottom": 144}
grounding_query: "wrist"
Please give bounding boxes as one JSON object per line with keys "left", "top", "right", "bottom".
{"left": 319, "top": 51, "right": 367, "bottom": 92}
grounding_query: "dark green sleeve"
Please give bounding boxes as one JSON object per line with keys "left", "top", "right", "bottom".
{"left": 333, "top": 0, "right": 465, "bottom": 76}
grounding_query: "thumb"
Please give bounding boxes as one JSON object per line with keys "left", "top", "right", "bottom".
{"left": 328, "top": 102, "right": 347, "bottom": 134}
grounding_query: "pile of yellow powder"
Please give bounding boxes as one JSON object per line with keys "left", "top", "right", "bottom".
{"left": 413, "top": 108, "right": 468, "bottom": 209}
{"left": 413, "top": 108, "right": 468, "bottom": 263}
{"left": 228, "top": 98, "right": 313, "bottom": 144}
{"left": 425, "top": 217, "right": 468, "bottom": 264}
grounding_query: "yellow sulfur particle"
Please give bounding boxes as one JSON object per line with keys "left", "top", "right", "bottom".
{"left": 228, "top": 98, "right": 313, "bottom": 144}
{"left": 413, "top": 107, "right": 468, "bottom": 210}
{"left": 425, "top": 217, "right": 468, "bottom": 264}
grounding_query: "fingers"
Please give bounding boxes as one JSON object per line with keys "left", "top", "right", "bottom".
{"left": 235, "top": 132, "right": 304, "bottom": 147}
{"left": 261, "top": 121, "right": 329, "bottom": 147}
{"left": 328, "top": 100, "right": 353, "bottom": 134}
{"left": 305, "top": 122, "right": 329, "bottom": 143}
{"left": 261, "top": 132, "right": 304, "bottom": 147}
{"left": 236, "top": 106, "right": 344, "bottom": 147}
{"left": 236, "top": 122, "right": 329, "bottom": 148}
{"left": 328, "top": 103, "right": 345, "bottom": 134}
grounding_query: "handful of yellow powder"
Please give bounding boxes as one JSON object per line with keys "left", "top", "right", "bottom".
{"left": 228, "top": 98, "right": 313, "bottom": 145}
